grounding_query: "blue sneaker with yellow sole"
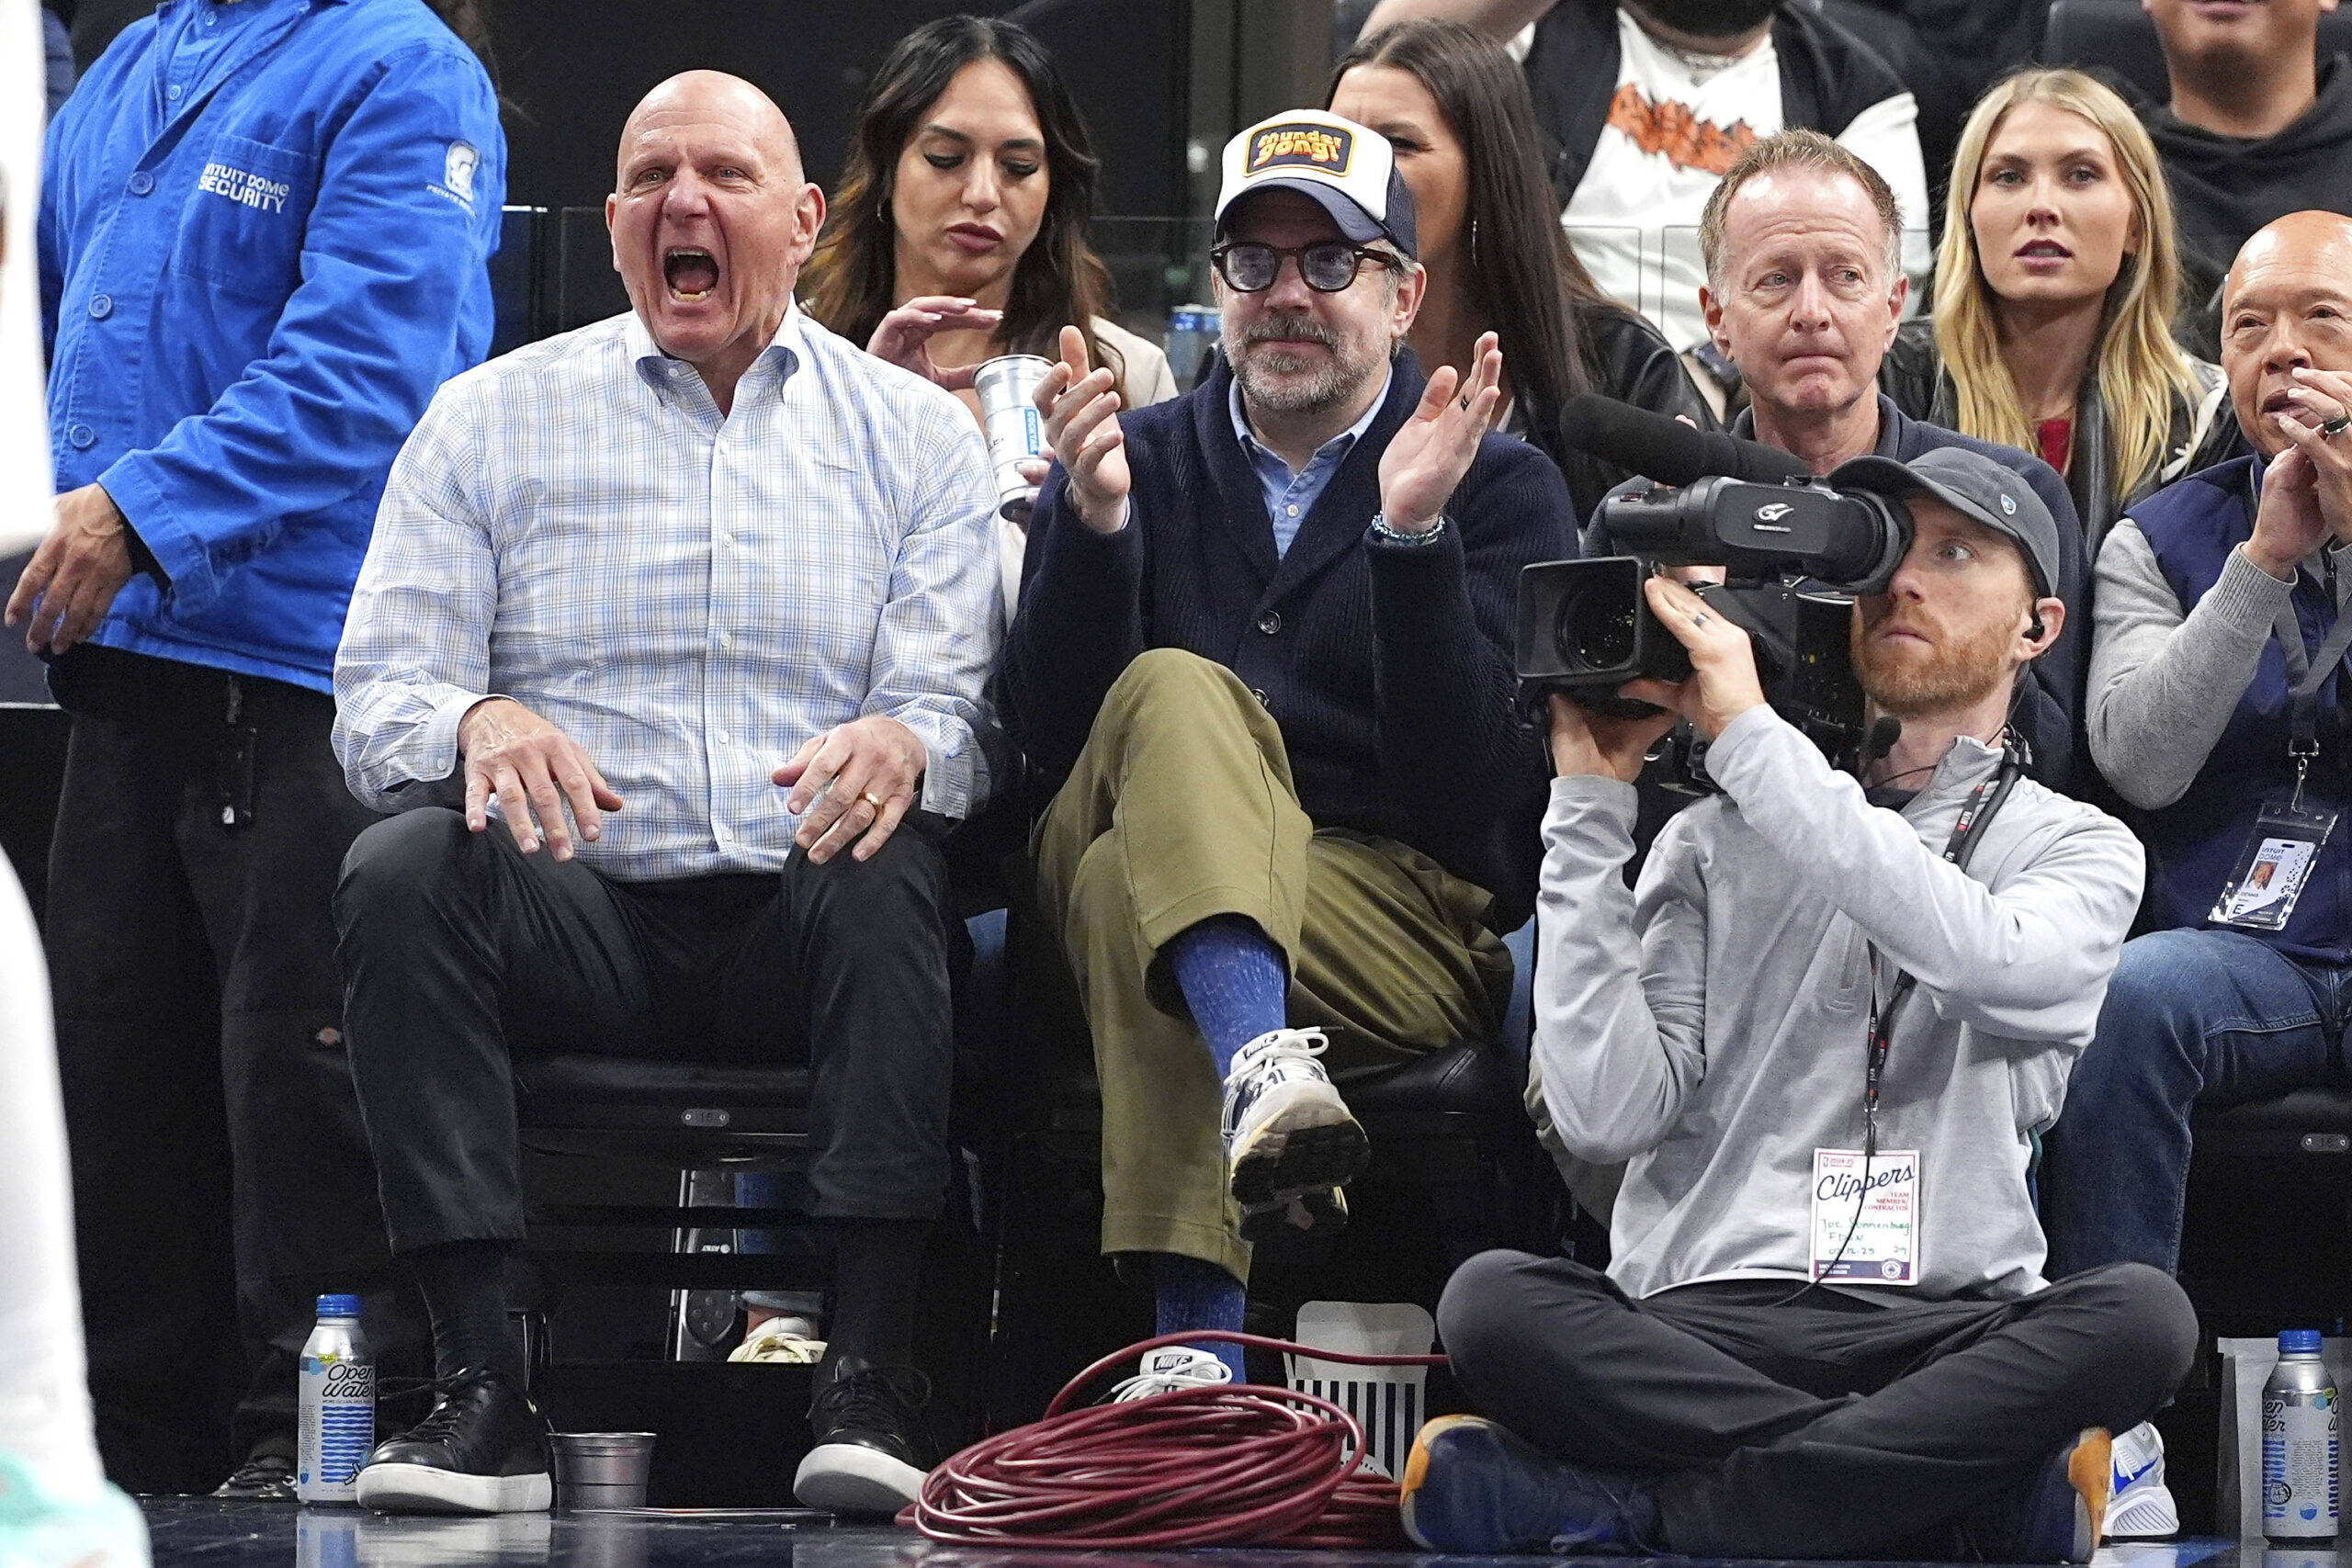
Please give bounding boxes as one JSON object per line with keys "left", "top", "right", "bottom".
{"left": 1398, "top": 1415, "right": 1661, "bottom": 1554}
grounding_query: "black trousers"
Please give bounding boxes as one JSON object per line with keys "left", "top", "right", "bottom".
{"left": 44, "top": 648, "right": 403, "bottom": 1492}
{"left": 333, "top": 807, "right": 956, "bottom": 1254}
{"left": 1438, "top": 1250, "right": 2199, "bottom": 1559}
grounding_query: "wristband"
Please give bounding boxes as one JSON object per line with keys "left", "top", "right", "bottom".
{"left": 1368, "top": 512, "right": 1447, "bottom": 547}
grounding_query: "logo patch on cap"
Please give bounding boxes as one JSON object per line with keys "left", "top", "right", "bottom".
{"left": 2000, "top": 493, "right": 2018, "bottom": 515}
{"left": 1246, "top": 123, "right": 1354, "bottom": 177}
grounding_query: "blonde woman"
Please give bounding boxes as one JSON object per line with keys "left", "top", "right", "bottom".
{"left": 1882, "top": 69, "right": 2242, "bottom": 552}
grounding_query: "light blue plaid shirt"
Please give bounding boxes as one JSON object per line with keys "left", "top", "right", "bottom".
{"left": 333, "top": 305, "right": 1002, "bottom": 881}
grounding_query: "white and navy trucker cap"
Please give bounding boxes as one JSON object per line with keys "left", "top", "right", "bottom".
{"left": 1215, "top": 109, "right": 1418, "bottom": 260}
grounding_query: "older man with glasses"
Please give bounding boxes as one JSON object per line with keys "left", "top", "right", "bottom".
{"left": 999, "top": 108, "right": 1577, "bottom": 1395}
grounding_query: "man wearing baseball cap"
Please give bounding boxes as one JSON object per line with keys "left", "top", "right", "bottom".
{"left": 1404, "top": 446, "right": 2194, "bottom": 1562}
{"left": 999, "top": 109, "right": 1575, "bottom": 1392}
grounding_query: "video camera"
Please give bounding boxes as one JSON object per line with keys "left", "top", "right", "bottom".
{"left": 1516, "top": 395, "right": 1916, "bottom": 767}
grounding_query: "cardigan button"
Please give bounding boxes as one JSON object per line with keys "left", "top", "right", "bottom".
{"left": 1255, "top": 612, "right": 1280, "bottom": 636}
{"left": 1250, "top": 688, "right": 1270, "bottom": 707}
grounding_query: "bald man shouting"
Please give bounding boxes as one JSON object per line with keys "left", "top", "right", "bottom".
{"left": 2041, "top": 211, "right": 2352, "bottom": 1300}
{"left": 331, "top": 73, "right": 1001, "bottom": 1516}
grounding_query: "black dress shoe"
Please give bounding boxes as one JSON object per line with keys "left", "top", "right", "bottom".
{"left": 792, "top": 1360, "right": 933, "bottom": 1514}
{"left": 212, "top": 1446, "right": 297, "bottom": 1501}
{"left": 353, "top": 1368, "right": 551, "bottom": 1515}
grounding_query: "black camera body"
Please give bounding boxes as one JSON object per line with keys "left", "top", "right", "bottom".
{"left": 1517, "top": 474, "right": 1914, "bottom": 771}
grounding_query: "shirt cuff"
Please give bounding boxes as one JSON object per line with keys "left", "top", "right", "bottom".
{"left": 425, "top": 690, "right": 505, "bottom": 785}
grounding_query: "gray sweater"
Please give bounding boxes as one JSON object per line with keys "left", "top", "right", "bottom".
{"left": 1531, "top": 706, "right": 2145, "bottom": 1301}
{"left": 2089, "top": 522, "right": 2352, "bottom": 808}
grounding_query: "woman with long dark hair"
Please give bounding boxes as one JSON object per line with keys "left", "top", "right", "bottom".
{"left": 1328, "top": 18, "right": 1713, "bottom": 522}
{"left": 801, "top": 15, "right": 1172, "bottom": 617}
{"left": 802, "top": 15, "right": 1172, "bottom": 418}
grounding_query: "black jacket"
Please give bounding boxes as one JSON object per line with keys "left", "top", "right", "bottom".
{"left": 1521, "top": 0, "right": 1913, "bottom": 209}
{"left": 1002, "top": 352, "right": 1577, "bottom": 930}
{"left": 2112, "top": 58, "right": 2352, "bottom": 356}
{"left": 1880, "top": 319, "right": 2243, "bottom": 558}
{"left": 1550, "top": 306, "right": 1720, "bottom": 525}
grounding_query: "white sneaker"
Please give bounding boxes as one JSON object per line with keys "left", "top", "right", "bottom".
{"left": 1108, "top": 1347, "right": 1236, "bottom": 1402}
{"left": 2105, "top": 1421, "right": 2179, "bottom": 1540}
{"left": 0, "top": 1451, "right": 150, "bottom": 1568}
{"left": 727, "top": 1314, "right": 826, "bottom": 1365}
{"left": 1220, "top": 1029, "right": 1369, "bottom": 1215}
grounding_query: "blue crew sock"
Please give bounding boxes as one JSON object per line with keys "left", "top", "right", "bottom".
{"left": 1164, "top": 915, "right": 1288, "bottom": 1079}
{"left": 1151, "top": 1252, "right": 1250, "bottom": 1382}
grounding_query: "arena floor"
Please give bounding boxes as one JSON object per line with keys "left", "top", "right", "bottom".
{"left": 138, "top": 1500, "right": 2257, "bottom": 1568}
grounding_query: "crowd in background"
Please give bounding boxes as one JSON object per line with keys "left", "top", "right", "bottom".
{"left": 2, "top": 0, "right": 2350, "bottom": 1559}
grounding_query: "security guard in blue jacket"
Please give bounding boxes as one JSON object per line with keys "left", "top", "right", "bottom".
{"left": 7, "top": 0, "right": 503, "bottom": 1496}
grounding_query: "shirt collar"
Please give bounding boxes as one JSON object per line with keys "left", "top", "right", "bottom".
{"left": 627, "top": 302, "right": 806, "bottom": 400}
{"left": 1227, "top": 366, "right": 1393, "bottom": 475}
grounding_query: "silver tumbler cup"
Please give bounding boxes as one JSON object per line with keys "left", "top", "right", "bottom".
{"left": 975, "top": 354, "right": 1055, "bottom": 524}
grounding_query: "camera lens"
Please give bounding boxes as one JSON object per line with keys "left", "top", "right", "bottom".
{"left": 1554, "top": 568, "right": 1639, "bottom": 673}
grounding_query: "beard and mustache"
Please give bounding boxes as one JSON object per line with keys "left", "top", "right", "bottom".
{"left": 1221, "top": 310, "right": 1391, "bottom": 415}
{"left": 1849, "top": 597, "right": 2022, "bottom": 717}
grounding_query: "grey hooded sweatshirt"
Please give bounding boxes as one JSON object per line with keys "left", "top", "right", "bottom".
{"left": 1531, "top": 704, "right": 2145, "bottom": 1302}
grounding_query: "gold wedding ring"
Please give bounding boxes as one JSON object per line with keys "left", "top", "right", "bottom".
{"left": 861, "top": 791, "right": 885, "bottom": 808}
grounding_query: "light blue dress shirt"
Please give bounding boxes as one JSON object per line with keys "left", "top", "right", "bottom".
{"left": 1227, "top": 368, "right": 1392, "bottom": 556}
{"left": 334, "top": 305, "right": 1002, "bottom": 881}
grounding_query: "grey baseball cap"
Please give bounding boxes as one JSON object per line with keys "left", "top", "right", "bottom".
{"left": 1829, "top": 446, "right": 2060, "bottom": 600}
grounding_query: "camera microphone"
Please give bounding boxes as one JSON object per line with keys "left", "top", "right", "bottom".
{"left": 1862, "top": 716, "right": 1903, "bottom": 763}
{"left": 1559, "top": 394, "right": 1816, "bottom": 489}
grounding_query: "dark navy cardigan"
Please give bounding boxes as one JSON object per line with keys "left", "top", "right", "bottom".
{"left": 1001, "top": 351, "right": 1578, "bottom": 931}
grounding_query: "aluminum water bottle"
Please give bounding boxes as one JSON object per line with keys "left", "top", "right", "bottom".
{"left": 2265, "top": 1328, "right": 2340, "bottom": 1540}
{"left": 297, "top": 1293, "right": 374, "bottom": 1505}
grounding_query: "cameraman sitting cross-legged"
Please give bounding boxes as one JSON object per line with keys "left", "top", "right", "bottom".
{"left": 1399, "top": 448, "right": 2197, "bottom": 1562}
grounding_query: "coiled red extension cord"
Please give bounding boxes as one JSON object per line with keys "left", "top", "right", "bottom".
{"left": 908, "top": 1329, "right": 1448, "bottom": 1550}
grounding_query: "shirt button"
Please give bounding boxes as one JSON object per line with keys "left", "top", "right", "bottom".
{"left": 717, "top": 731, "right": 731, "bottom": 746}
{"left": 715, "top": 629, "right": 732, "bottom": 648}
{"left": 128, "top": 171, "right": 154, "bottom": 196}
{"left": 1285, "top": 504, "right": 1299, "bottom": 516}
{"left": 1256, "top": 612, "right": 1281, "bottom": 636}
{"left": 88, "top": 294, "right": 113, "bottom": 320}
{"left": 67, "top": 423, "right": 96, "bottom": 449}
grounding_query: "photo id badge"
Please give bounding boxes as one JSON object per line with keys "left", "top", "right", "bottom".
{"left": 1811, "top": 1149, "right": 1920, "bottom": 1285}
{"left": 2210, "top": 799, "right": 2338, "bottom": 932}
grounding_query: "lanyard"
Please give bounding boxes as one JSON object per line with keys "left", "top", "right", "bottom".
{"left": 1860, "top": 740, "right": 2025, "bottom": 1156}
{"left": 2272, "top": 581, "right": 2352, "bottom": 811}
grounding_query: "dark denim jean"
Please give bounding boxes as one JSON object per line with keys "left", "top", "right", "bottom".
{"left": 2041, "top": 927, "right": 2352, "bottom": 1278}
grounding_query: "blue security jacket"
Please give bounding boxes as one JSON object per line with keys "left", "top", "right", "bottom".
{"left": 40, "top": 0, "right": 503, "bottom": 691}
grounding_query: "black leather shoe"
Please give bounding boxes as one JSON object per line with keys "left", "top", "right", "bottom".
{"left": 792, "top": 1360, "right": 933, "bottom": 1514}
{"left": 353, "top": 1368, "right": 552, "bottom": 1514}
{"left": 212, "top": 1445, "right": 297, "bottom": 1501}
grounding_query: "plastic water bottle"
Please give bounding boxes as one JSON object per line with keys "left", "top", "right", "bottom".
{"left": 2265, "top": 1328, "right": 2339, "bottom": 1540}
{"left": 297, "top": 1293, "right": 374, "bottom": 1505}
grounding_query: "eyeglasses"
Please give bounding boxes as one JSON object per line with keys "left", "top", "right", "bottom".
{"left": 1210, "top": 240, "right": 1401, "bottom": 294}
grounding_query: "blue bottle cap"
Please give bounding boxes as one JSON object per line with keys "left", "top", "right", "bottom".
{"left": 2281, "top": 1328, "right": 2324, "bottom": 1354}
{"left": 317, "top": 1293, "right": 363, "bottom": 1318}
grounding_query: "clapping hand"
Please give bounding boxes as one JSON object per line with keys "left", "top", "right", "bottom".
{"left": 1375, "top": 332, "right": 1504, "bottom": 535}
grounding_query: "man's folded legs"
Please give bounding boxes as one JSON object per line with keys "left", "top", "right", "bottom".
{"left": 1421, "top": 1249, "right": 2198, "bottom": 1560}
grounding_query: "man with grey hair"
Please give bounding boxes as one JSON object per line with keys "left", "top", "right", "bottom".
{"left": 1604, "top": 128, "right": 2089, "bottom": 788}
{"left": 332, "top": 71, "right": 1000, "bottom": 1516}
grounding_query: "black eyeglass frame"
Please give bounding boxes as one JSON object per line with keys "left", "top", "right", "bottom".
{"left": 1209, "top": 240, "right": 1404, "bottom": 294}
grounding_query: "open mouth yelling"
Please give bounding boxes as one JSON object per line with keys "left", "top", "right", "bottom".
{"left": 663, "top": 247, "right": 719, "bottom": 302}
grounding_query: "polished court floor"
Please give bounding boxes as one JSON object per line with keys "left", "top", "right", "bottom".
{"left": 138, "top": 1500, "right": 2274, "bottom": 1568}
